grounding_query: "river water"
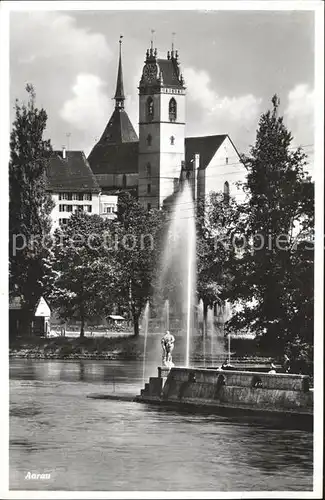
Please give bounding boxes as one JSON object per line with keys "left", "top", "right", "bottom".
{"left": 9, "top": 359, "right": 313, "bottom": 492}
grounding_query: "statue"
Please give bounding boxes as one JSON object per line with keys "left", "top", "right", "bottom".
{"left": 161, "top": 330, "right": 175, "bottom": 368}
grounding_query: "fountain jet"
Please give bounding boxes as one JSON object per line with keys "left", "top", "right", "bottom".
{"left": 141, "top": 301, "right": 150, "bottom": 386}
{"left": 160, "top": 181, "right": 196, "bottom": 367}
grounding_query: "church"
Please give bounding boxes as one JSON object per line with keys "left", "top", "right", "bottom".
{"left": 88, "top": 39, "right": 247, "bottom": 209}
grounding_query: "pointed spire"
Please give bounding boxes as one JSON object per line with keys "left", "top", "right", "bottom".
{"left": 114, "top": 35, "right": 125, "bottom": 109}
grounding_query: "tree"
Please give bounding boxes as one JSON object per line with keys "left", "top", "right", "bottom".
{"left": 9, "top": 84, "right": 54, "bottom": 335}
{"left": 226, "top": 95, "right": 314, "bottom": 359}
{"left": 47, "top": 212, "right": 117, "bottom": 337}
{"left": 113, "top": 193, "right": 165, "bottom": 336}
{"left": 196, "top": 193, "right": 242, "bottom": 336}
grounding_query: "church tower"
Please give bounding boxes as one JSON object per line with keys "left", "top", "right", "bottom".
{"left": 88, "top": 37, "right": 138, "bottom": 193}
{"left": 138, "top": 40, "right": 186, "bottom": 209}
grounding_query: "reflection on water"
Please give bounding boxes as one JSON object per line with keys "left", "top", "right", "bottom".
{"left": 10, "top": 359, "right": 313, "bottom": 491}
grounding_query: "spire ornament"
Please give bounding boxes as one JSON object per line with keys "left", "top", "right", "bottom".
{"left": 114, "top": 35, "right": 125, "bottom": 109}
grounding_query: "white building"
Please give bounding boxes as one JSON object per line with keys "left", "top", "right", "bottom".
{"left": 99, "top": 194, "right": 118, "bottom": 220}
{"left": 46, "top": 149, "right": 117, "bottom": 230}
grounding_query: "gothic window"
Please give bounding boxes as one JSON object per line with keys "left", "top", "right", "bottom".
{"left": 224, "top": 181, "right": 230, "bottom": 204}
{"left": 169, "top": 98, "right": 177, "bottom": 122}
{"left": 146, "top": 162, "right": 151, "bottom": 176}
{"left": 122, "top": 174, "right": 127, "bottom": 188}
{"left": 170, "top": 135, "right": 175, "bottom": 146}
{"left": 147, "top": 97, "right": 154, "bottom": 121}
{"left": 147, "top": 134, "right": 152, "bottom": 146}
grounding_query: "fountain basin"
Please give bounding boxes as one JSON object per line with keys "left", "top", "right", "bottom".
{"left": 135, "top": 366, "right": 313, "bottom": 423}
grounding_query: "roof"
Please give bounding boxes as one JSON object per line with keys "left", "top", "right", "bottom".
{"left": 98, "top": 108, "right": 138, "bottom": 146}
{"left": 157, "top": 58, "right": 183, "bottom": 88}
{"left": 46, "top": 151, "right": 100, "bottom": 193}
{"left": 185, "top": 135, "right": 228, "bottom": 170}
{"left": 88, "top": 141, "right": 139, "bottom": 175}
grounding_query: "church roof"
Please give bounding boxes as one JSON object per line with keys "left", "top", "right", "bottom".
{"left": 46, "top": 151, "right": 100, "bottom": 193}
{"left": 88, "top": 38, "right": 138, "bottom": 176}
{"left": 88, "top": 142, "right": 139, "bottom": 175}
{"left": 157, "top": 58, "right": 184, "bottom": 88}
{"left": 97, "top": 108, "right": 138, "bottom": 146}
{"left": 185, "top": 134, "right": 228, "bottom": 169}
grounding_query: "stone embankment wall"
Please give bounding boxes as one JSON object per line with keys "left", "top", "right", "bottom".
{"left": 137, "top": 367, "right": 313, "bottom": 415}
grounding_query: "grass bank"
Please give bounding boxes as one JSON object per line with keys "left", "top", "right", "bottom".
{"left": 9, "top": 335, "right": 146, "bottom": 360}
{"left": 9, "top": 334, "right": 274, "bottom": 363}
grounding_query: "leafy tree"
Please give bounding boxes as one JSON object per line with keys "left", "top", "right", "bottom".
{"left": 48, "top": 212, "right": 117, "bottom": 337}
{"left": 113, "top": 193, "right": 165, "bottom": 336}
{"left": 226, "top": 95, "right": 314, "bottom": 360}
{"left": 9, "top": 84, "right": 54, "bottom": 335}
{"left": 196, "top": 193, "right": 242, "bottom": 336}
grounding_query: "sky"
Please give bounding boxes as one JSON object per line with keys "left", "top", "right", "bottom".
{"left": 9, "top": 7, "right": 315, "bottom": 169}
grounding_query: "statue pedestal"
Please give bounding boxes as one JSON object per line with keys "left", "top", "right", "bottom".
{"left": 158, "top": 366, "right": 172, "bottom": 378}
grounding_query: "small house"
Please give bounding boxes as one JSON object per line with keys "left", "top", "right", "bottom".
{"left": 9, "top": 296, "right": 51, "bottom": 337}
{"left": 33, "top": 297, "right": 51, "bottom": 336}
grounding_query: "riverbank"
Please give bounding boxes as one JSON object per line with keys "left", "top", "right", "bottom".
{"left": 9, "top": 335, "right": 148, "bottom": 360}
{"left": 9, "top": 335, "right": 300, "bottom": 369}
{"left": 9, "top": 334, "right": 264, "bottom": 362}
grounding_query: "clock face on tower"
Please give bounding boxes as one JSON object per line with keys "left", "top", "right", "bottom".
{"left": 143, "top": 64, "right": 157, "bottom": 83}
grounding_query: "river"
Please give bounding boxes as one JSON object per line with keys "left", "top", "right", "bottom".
{"left": 9, "top": 359, "right": 313, "bottom": 492}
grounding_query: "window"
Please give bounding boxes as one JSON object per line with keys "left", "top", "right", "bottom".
{"left": 85, "top": 193, "right": 92, "bottom": 201}
{"left": 146, "top": 162, "right": 151, "bottom": 177}
{"left": 169, "top": 98, "right": 177, "bottom": 122}
{"left": 78, "top": 193, "right": 84, "bottom": 201}
{"left": 59, "top": 218, "right": 68, "bottom": 226}
{"left": 170, "top": 136, "right": 175, "bottom": 146}
{"left": 74, "top": 206, "right": 84, "bottom": 213}
{"left": 147, "top": 134, "right": 152, "bottom": 146}
{"left": 224, "top": 181, "right": 230, "bottom": 204}
{"left": 147, "top": 97, "right": 154, "bottom": 121}
{"left": 72, "top": 193, "right": 79, "bottom": 201}
{"left": 104, "top": 205, "right": 114, "bottom": 214}
{"left": 147, "top": 184, "right": 151, "bottom": 194}
{"left": 86, "top": 205, "right": 92, "bottom": 213}
{"left": 59, "top": 193, "right": 72, "bottom": 201}
{"left": 59, "top": 205, "right": 72, "bottom": 212}
{"left": 226, "top": 157, "right": 229, "bottom": 165}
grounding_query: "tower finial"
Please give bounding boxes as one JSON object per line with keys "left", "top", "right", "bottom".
{"left": 171, "top": 32, "right": 176, "bottom": 57}
{"left": 114, "top": 35, "right": 125, "bottom": 109}
{"left": 150, "top": 29, "right": 155, "bottom": 54}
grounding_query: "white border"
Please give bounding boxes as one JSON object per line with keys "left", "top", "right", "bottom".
{"left": 1, "top": 1, "right": 323, "bottom": 499}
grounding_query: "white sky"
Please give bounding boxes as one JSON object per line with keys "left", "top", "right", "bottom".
{"left": 9, "top": 7, "right": 315, "bottom": 171}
